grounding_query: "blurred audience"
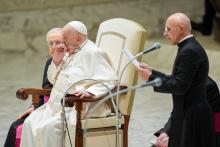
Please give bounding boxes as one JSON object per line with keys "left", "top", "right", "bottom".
{"left": 191, "top": 0, "right": 216, "bottom": 35}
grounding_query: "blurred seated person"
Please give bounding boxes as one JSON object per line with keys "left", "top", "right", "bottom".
{"left": 152, "top": 76, "right": 220, "bottom": 147}
{"left": 4, "top": 27, "right": 63, "bottom": 147}
{"left": 191, "top": 0, "right": 216, "bottom": 35}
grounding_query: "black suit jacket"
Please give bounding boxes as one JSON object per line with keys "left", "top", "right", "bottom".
{"left": 150, "top": 37, "right": 214, "bottom": 147}
{"left": 38, "top": 58, "right": 53, "bottom": 107}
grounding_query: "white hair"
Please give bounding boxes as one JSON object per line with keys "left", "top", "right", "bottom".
{"left": 46, "top": 27, "right": 62, "bottom": 41}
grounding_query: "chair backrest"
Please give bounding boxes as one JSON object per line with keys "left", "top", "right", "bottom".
{"left": 95, "top": 18, "right": 146, "bottom": 116}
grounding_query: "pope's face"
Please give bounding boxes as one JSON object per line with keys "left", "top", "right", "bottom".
{"left": 62, "top": 26, "right": 80, "bottom": 54}
{"left": 47, "top": 33, "right": 64, "bottom": 56}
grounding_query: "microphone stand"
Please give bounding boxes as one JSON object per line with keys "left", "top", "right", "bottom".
{"left": 114, "top": 44, "right": 159, "bottom": 146}
{"left": 83, "top": 78, "right": 161, "bottom": 147}
{"left": 115, "top": 51, "right": 144, "bottom": 147}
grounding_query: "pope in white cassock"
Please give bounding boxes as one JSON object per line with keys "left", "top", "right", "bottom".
{"left": 20, "top": 21, "right": 117, "bottom": 147}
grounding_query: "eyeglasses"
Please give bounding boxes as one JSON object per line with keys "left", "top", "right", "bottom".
{"left": 48, "top": 41, "right": 64, "bottom": 47}
{"left": 164, "top": 26, "right": 180, "bottom": 33}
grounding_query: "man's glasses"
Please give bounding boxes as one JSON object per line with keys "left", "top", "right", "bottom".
{"left": 48, "top": 41, "right": 64, "bottom": 47}
{"left": 164, "top": 26, "right": 180, "bottom": 33}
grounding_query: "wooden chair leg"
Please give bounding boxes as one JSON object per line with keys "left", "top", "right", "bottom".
{"left": 75, "top": 102, "right": 83, "bottom": 147}
{"left": 122, "top": 116, "right": 130, "bottom": 147}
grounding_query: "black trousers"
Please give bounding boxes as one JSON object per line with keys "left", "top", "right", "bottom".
{"left": 203, "top": 0, "right": 216, "bottom": 29}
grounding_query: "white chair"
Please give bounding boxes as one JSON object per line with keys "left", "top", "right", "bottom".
{"left": 71, "top": 18, "right": 147, "bottom": 147}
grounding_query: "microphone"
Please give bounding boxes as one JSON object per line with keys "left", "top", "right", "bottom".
{"left": 141, "top": 77, "right": 162, "bottom": 88}
{"left": 142, "top": 42, "right": 160, "bottom": 55}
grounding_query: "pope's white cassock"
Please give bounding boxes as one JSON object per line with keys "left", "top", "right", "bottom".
{"left": 20, "top": 39, "right": 117, "bottom": 147}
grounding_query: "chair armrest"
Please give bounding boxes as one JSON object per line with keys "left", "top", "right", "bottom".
{"left": 16, "top": 88, "right": 51, "bottom": 108}
{"left": 65, "top": 85, "right": 127, "bottom": 105}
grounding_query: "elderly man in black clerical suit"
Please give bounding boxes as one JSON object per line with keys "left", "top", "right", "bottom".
{"left": 138, "top": 12, "right": 216, "bottom": 147}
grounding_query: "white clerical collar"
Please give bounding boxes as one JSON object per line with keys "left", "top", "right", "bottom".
{"left": 178, "top": 34, "right": 193, "bottom": 43}
{"left": 79, "top": 39, "right": 89, "bottom": 49}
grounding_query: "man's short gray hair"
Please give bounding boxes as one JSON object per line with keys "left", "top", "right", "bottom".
{"left": 46, "top": 27, "right": 62, "bottom": 42}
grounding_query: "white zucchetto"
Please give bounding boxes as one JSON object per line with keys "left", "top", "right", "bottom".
{"left": 68, "top": 21, "right": 87, "bottom": 35}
